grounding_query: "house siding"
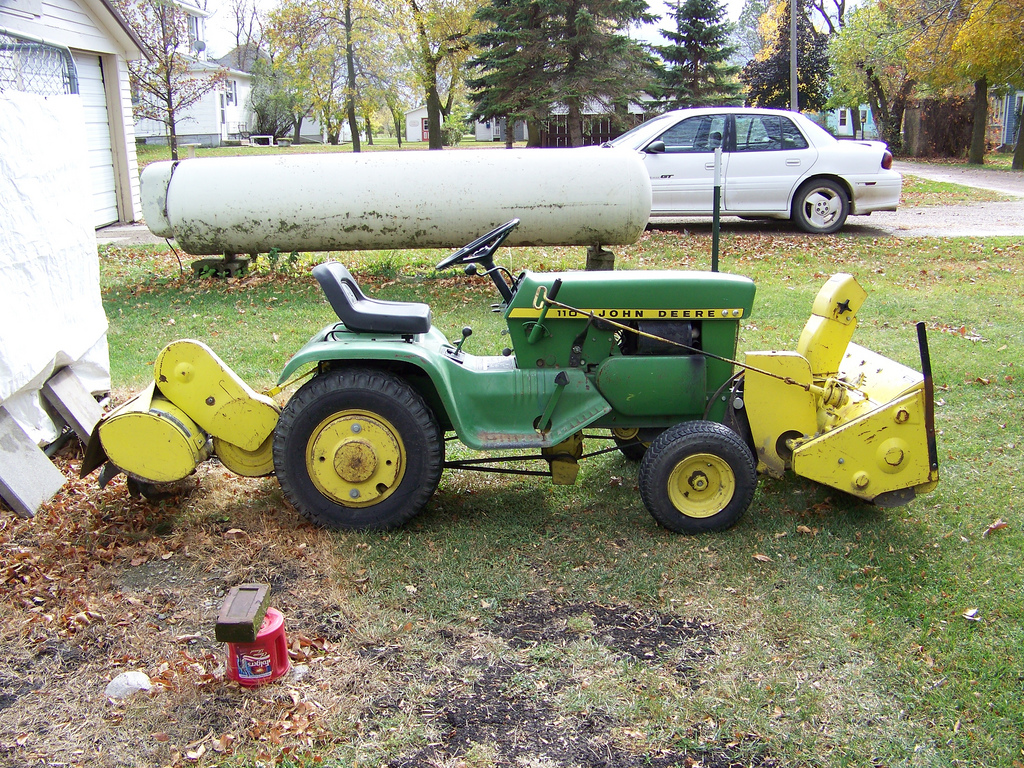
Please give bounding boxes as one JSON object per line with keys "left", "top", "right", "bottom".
{"left": 4, "top": 0, "right": 117, "bottom": 54}
{"left": 1, "top": 0, "right": 143, "bottom": 223}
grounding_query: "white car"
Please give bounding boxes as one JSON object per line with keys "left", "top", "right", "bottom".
{"left": 605, "top": 107, "right": 901, "bottom": 234}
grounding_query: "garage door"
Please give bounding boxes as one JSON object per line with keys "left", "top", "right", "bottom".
{"left": 71, "top": 52, "right": 119, "bottom": 227}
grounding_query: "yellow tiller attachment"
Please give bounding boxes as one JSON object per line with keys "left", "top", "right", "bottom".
{"left": 744, "top": 274, "right": 939, "bottom": 507}
{"left": 155, "top": 340, "right": 280, "bottom": 477}
{"left": 98, "top": 382, "right": 210, "bottom": 482}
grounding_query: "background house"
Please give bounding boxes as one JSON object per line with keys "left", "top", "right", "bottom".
{"left": 474, "top": 117, "right": 527, "bottom": 143}
{"left": 824, "top": 107, "right": 879, "bottom": 140}
{"left": 134, "top": 61, "right": 253, "bottom": 147}
{"left": 1, "top": 0, "right": 145, "bottom": 227}
{"left": 132, "top": 2, "right": 253, "bottom": 147}
{"left": 405, "top": 105, "right": 428, "bottom": 142}
{"left": 995, "top": 90, "right": 1023, "bottom": 149}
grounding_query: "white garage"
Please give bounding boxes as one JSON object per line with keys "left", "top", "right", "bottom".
{"left": 1, "top": 0, "right": 146, "bottom": 227}
{"left": 72, "top": 51, "right": 119, "bottom": 226}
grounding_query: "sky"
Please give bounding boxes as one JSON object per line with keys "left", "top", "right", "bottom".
{"left": 203, "top": 0, "right": 747, "bottom": 62}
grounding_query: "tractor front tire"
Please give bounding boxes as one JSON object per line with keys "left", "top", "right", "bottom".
{"left": 639, "top": 421, "right": 756, "bottom": 534}
{"left": 273, "top": 368, "right": 443, "bottom": 530}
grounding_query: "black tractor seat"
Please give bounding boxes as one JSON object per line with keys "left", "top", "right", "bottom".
{"left": 312, "top": 262, "right": 432, "bottom": 335}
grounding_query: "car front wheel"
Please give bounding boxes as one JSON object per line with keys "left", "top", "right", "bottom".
{"left": 792, "top": 179, "right": 849, "bottom": 234}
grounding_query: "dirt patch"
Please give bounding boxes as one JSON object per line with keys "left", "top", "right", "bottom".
{"left": 387, "top": 596, "right": 766, "bottom": 768}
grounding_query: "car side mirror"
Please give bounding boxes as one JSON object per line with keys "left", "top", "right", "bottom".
{"left": 644, "top": 140, "right": 666, "bottom": 154}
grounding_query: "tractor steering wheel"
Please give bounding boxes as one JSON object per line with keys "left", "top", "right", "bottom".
{"left": 435, "top": 219, "right": 520, "bottom": 271}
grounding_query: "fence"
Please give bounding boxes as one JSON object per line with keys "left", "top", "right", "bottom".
{"left": 0, "top": 28, "right": 78, "bottom": 96}
{"left": 539, "top": 113, "right": 646, "bottom": 148}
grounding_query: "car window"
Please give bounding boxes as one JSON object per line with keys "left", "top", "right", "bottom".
{"left": 735, "top": 115, "right": 808, "bottom": 151}
{"left": 655, "top": 115, "right": 727, "bottom": 153}
{"left": 605, "top": 113, "right": 678, "bottom": 149}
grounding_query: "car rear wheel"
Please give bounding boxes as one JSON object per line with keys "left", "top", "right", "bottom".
{"left": 792, "top": 178, "right": 849, "bottom": 234}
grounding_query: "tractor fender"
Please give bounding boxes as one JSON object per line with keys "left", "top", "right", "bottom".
{"left": 277, "top": 324, "right": 613, "bottom": 450}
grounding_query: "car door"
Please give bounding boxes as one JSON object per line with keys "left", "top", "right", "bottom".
{"left": 723, "top": 114, "right": 818, "bottom": 213}
{"left": 643, "top": 114, "right": 729, "bottom": 214}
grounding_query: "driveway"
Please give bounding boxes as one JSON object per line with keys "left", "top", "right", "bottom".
{"left": 860, "top": 161, "right": 1024, "bottom": 238}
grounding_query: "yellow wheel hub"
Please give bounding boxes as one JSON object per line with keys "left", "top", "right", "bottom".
{"left": 667, "top": 453, "right": 735, "bottom": 518}
{"left": 307, "top": 410, "right": 405, "bottom": 507}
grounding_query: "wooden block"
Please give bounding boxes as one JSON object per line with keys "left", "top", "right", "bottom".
{"left": 0, "top": 407, "right": 66, "bottom": 518}
{"left": 215, "top": 583, "right": 271, "bottom": 643}
{"left": 42, "top": 367, "right": 104, "bottom": 444}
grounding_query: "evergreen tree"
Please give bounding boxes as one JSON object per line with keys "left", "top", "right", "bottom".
{"left": 467, "top": 0, "right": 655, "bottom": 148}
{"left": 739, "top": 0, "right": 830, "bottom": 110}
{"left": 553, "top": 0, "right": 656, "bottom": 146}
{"left": 656, "top": 0, "right": 742, "bottom": 107}
{"left": 466, "top": 0, "right": 554, "bottom": 146}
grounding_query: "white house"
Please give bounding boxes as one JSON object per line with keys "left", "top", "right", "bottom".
{"left": 0, "top": 0, "right": 146, "bottom": 226}
{"left": 134, "top": 62, "right": 254, "bottom": 147}
{"left": 405, "top": 105, "right": 428, "bottom": 142}
{"left": 132, "top": 1, "right": 254, "bottom": 147}
{"left": 474, "top": 117, "right": 527, "bottom": 143}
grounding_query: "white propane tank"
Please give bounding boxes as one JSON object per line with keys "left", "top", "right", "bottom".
{"left": 141, "top": 148, "right": 651, "bottom": 254}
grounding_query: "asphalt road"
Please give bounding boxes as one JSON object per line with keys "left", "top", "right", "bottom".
{"left": 98, "top": 160, "right": 1024, "bottom": 246}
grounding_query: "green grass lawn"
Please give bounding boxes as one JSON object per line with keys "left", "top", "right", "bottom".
{"left": 97, "top": 231, "right": 1024, "bottom": 766}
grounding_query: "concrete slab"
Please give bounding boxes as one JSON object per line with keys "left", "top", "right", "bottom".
{"left": 0, "top": 407, "right": 66, "bottom": 518}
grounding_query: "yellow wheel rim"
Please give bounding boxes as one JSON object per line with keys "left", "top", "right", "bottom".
{"left": 306, "top": 410, "right": 406, "bottom": 508}
{"left": 612, "top": 427, "right": 640, "bottom": 441}
{"left": 667, "top": 453, "right": 735, "bottom": 518}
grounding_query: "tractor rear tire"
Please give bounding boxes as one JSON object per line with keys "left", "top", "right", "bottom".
{"left": 273, "top": 368, "right": 443, "bottom": 530}
{"left": 639, "top": 421, "right": 756, "bottom": 534}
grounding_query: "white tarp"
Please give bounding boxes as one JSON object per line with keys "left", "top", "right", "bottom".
{"left": 0, "top": 91, "right": 110, "bottom": 444}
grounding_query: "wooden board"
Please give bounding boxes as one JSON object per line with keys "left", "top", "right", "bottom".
{"left": 42, "top": 367, "right": 104, "bottom": 444}
{"left": 215, "top": 583, "right": 271, "bottom": 643}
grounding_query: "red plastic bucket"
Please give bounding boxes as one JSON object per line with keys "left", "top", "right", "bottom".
{"left": 226, "top": 607, "right": 290, "bottom": 686}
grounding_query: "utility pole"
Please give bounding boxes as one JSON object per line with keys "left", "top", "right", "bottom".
{"left": 790, "top": 0, "right": 798, "bottom": 111}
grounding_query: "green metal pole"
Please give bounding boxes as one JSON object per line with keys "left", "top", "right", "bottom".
{"left": 712, "top": 147, "right": 721, "bottom": 272}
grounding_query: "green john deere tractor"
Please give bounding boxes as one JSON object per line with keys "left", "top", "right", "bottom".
{"left": 86, "top": 218, "right": 939, "bottom": 534}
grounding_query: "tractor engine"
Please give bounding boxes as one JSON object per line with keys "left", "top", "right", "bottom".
{"left": 618, "top": 320, "right": 699, "bottom": 356}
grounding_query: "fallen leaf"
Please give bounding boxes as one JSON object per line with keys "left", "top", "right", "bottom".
{"left": 983, "top": 519, "right": 1008, "bottom": 538}
{"left": 752, "top": 553, "right": 772, "bottom": 563}
{"left": 608, "top": 476, "right": 622, "bottom": 487}
{"left": 185, "top": 744, "right": 206, "bottom": 760}
{"left": 212, "top": 734, "right": 234, "bottom": 753}
{"left": 962, "top": 608, "right": 980, "bottom": 622}
{"left": 152, "top": 733, "right": 170, "bottom": 742}
{"left": 796, "top": 525, "right": 814, "bottom": 535}
{"left": 404, "top": 584, "right": 417, "bottom": 594}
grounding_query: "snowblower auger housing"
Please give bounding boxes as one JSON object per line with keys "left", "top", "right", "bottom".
{"left": 87, "top": 221, "right": 937, "bottom": 534}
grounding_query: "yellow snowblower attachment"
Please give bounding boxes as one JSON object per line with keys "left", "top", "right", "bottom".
{"left": 744, "top": 274, "right": 939, "bottom": 507}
